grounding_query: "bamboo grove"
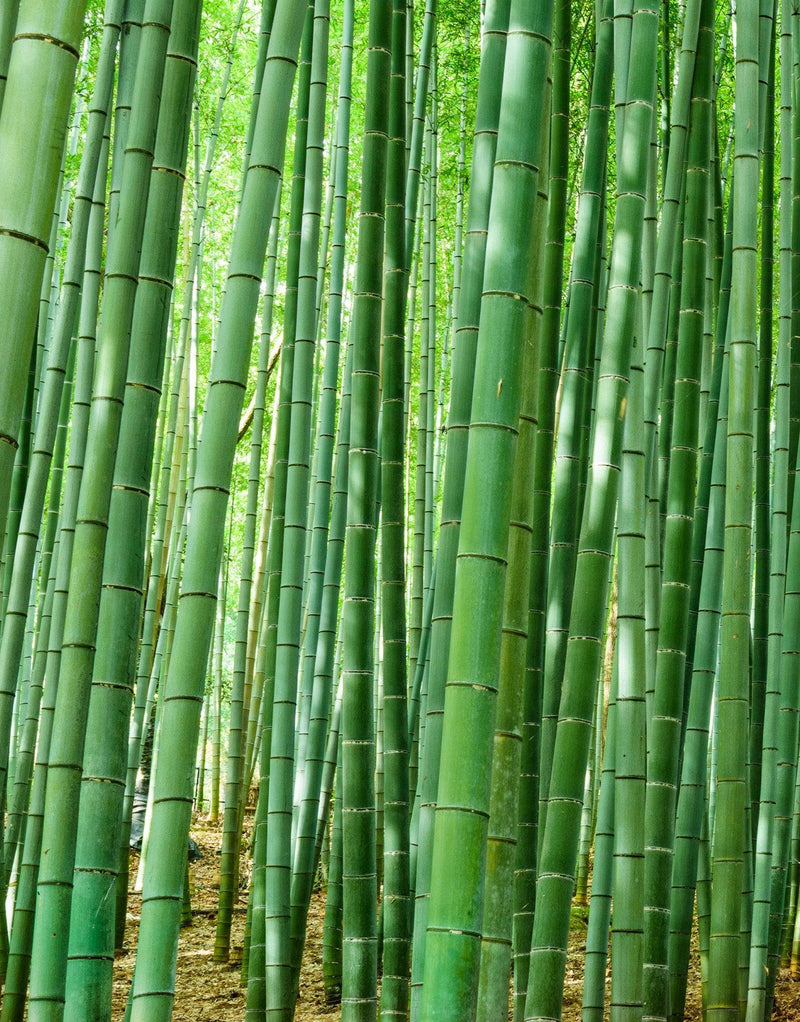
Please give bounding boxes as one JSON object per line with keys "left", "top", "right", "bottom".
{"left": 0, "top": 0, "right": 799, "bottom": 1019}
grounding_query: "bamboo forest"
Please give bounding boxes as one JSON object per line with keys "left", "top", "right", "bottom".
{"left": 3, "top": 0, "right": 800, "bottom": 1020}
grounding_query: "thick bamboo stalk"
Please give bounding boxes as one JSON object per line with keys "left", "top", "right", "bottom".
{"left": 419, "top": 3, "right": 553, "bottom": 1016}
{"left": 27, "top": 5, "right": 176, "bottom": 1014}
{"left": 0, "top": 0, "right": 89, "bottom": 841}
{"left": 408, "top": 6, "right": 509, "bottom": 1010}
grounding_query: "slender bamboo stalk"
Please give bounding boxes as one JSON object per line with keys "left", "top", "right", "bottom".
{"left": 339, "top": 3, "right": 392, "bottom": 1018}
{"left": 378, "top": 2, "right": 410, "bottom": 1018}
{"left": 525, "top": 0, "right": 658, "bottom": 1014}
{"left": 263, "top": 0, "right": 329, "bottom": 1011}
{"left": 289, "top": 1, "right": 354, "bottom": 980}
{"left": 126, "top": 6, "right": 307, "bottom": 1017}
{"left": 706, "top": 0, "right": 759, "bottom": 1012}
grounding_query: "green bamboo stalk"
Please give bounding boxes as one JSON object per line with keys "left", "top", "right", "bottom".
{"left": 409, "top": 149, "right": 432, "bottom": 686}
{"left": 323, "top": 744, "right": 344, "bottom": 1004}
{"left": 239, "top": 404, "right": 277, "bottom": 802}
{"left": 211, "top": 558, "right": 227, "bottom": 827}
{"left": 642, "top": 0, "right": 713, "bottom": 1013}
{"left": 789, "top": 0, "right": 800, "bottom": 532}
{"left": 262, "top": 0, "right": 329, "bottom": 1012}
{"left": 407, "top": 569, "right": 435, "bottom": 826}
{"left": 65, "top": 9, "right": 200, "bottom": 1016}
{"left": 423, "top": 73, "right": 437, "bottom": 613}
{"left": 641, "top": 0, "right": 703, "bottom": 503}
{"left": 0, "top": 0, "right": 19, "bottom": 114}
{"left": 315, "top": 667, "right": 343, "bottom": 871}
{"left": 196, "top": 699, "right": 209, "bottom": 812}
{"left": 748, "top": 13, "right": 776, "bottom": 828}
{"left": 517, "top": 0, "right": 569, "bottom": 900}
{"left": 667, "top": 287, "right": 731, "bottom": 1021}
{"left": 378, "top": 3, "right": 410, "bottom": 1018}
{"left": 0, "top": 124, "right": 106, "bottom": 1020}
{"left": 115, "top": 301, "right": 193, "bottom": 949}
{"left": 239, "top": 337, "right": 284, "bottom": 804}
{"left": 655, "top": 209, "right": 686, "bottom": 524}
{"left": 745, "top": 32, "right": 781, "bottom": 1022}
{"left": 244, "top": 11, "right": 314, "bottom": 1016}
{"left": 680, "top": 156, "right": 728, "bottom": 757}
{"left": 763, "top": 468, "right": 800, "bottom": 1009}
{"left": 292, "top": 327, "right": 354, "bottom": 923}
{"left": 706, "top": 0, "right": 759, "bottom": 1012}
{"left": 1, "top": 339, "right": 76, "bottom": 903}
{"left": 288, "top": 5, "right": 354, "bottom": 974}
{"left": 2, "top": 365, "right": 33, "bottom": 621}
{"left": 105, "top": 0, "right": 143, "bottom": 242}
{"left": 0, "top": 0, "right": 89, "bottom": 818}
{"left": 403, "top": 0, "right": 436, "bottom": 273}
{"left": 214, "top": 173, "right": 282, "bottom": 969}
{"left": 579, "top": 669, "right": 616, "bottom": 1022}
{"left": 374, "top": 565, "right": 385, "bottom": 924}
{"left": 403, "top": 227, "right": 419, "bottom": 438}
{"left": 575, "top": 678, "right": 603, "bottom": 907}
{"left": 0, "top": 548, "right": 57, "bottom": 1012}
{"left": 339, "top": 3, "right": 392, "bottom": 1018}
{"left": 26, "top": 6, "right": 176, "bottom": 1016}
{"left": 745, "top": 13, "right": 789, "bottom": 1021}
{"left": 525, "top": 0, "right": 658, "bottom": 1014}
{"left": 609, "top": 246, "right": 647, "bottom": 1022}
{"left": 126, "top": 6, "right": 307, "bottom": 1018}
{"left": 537, "top": 0, "right": 613, "bottom": 832}
{"left": 419, "top": 3, "right": 553, "bottom": 1016}
{"left": 244, "top": 30, "right": 313, "bottom": 998}
{"left": 290, "top": 1, "right": 353, "bottom": 833}
{"left": 475, "top": 169, "right": 546, "bottom": 1022}
{"left": 512, "top": 0, "right": 599, "bottom": 1000}
{"left": 35, "top": 81, "right": 83, "bottom": 394}
{"left": 245, "top": 388, "right": 295, "bottom": 1015}
{"left": 778, "top": 779, "right": 800, "bottom": 973}
{"left": 219, "top": 367, "right": 276, "bottom": 920}
{"left": 408, "top": 5, "right": 509, "bottom": 1010}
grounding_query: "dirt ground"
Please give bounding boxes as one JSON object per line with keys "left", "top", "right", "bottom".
{"left": 112, "top": 813, "right": 338, "bottom": 1022}
{"left": 111, "top": 815, "right": 800, "bottom": 1020}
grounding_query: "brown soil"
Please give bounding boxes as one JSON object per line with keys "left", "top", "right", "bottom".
{"left": 112, "top": 813, "right": 338, "bottom": 1022}
{"left": 111, "top": 816, "right": 800, "bottom": 1020}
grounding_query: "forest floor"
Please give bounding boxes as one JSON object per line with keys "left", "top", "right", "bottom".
{"left": 111, "top": 814, "right": 800, "bottom": 1020}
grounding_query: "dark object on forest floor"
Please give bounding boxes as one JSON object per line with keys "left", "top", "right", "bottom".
{"left": 128, "top": 709, "right": 202, "bottom": 860}
{"left": 129, "top": 792, "right": 203, "bottom": 861}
